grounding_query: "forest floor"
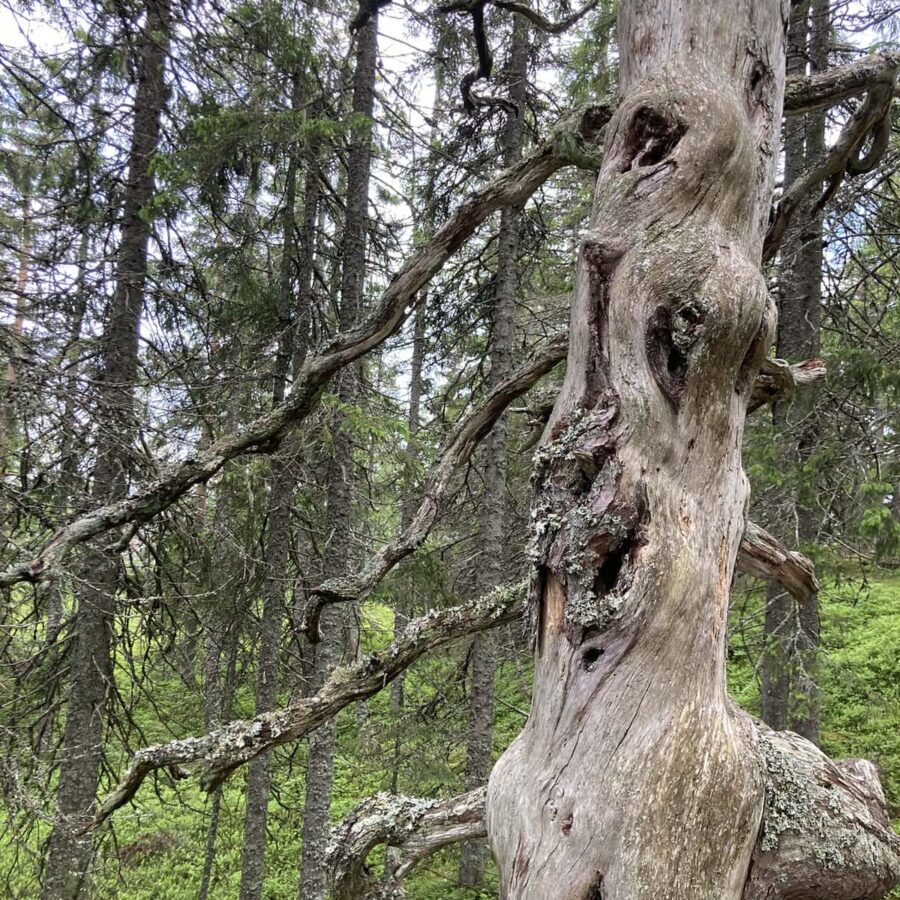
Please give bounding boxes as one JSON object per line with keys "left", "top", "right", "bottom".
{"left": 2, "top": 576, "right": 898, "bottom": 899}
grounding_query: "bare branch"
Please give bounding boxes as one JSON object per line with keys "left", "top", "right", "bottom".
{"left": 303, "top": 334, "right": 567, "bottom": 639}
{"left": 784, "top": 51, "right": 900, "bottom": 114}
{"left": 88, "top": 582, "right": 525, "bottom": 829}
{"left": 0, "top": 105, "right": 611, "bottom": 590}
{"left": 748, "top": 357, "right": 826, "bottom": 413}
{"left": 736, "top": 521, "right": 819, "bottom": 604}
{"left": 88, "top": 519, "right": 818, "bottom": 830}
{"left": 493, "top": 0, "right": 599, "bottom": 35}
{"left": 328, "top": 787, "right": 486, "bottom": 900}
{"left": 765, "top": 62, "right": 898, "bottom": 262}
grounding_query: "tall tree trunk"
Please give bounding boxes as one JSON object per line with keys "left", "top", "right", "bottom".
{"left": 761, "top": 0, "right": 827, "bottom": 745}
{"left": 238, "top": 74, "right": 306, "bottom": 900}
{"left": 42, "top": 2, "right": 170, "bottom": 897}
{"left": 0, "top": 193, "right": 31, "bottom": 493}
{"left": 388, "top": 302, "right": 426, "bottom": 796}
{"left": 297, "top": 15, "right": 378, "bottom": 900}
{"left": 458, "top": 18, "right": 529, "bottom": 888}
{"left": 198, "top": 620, "right": 238, "bottom": 900}
{"left": 487, "top": 1, "right": 788, "bottom": 895}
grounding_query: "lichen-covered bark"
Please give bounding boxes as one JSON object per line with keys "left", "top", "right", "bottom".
{"left": 328, "top": 787, "right": 486, "bottom": 899}
{"left": 487, "top": 1, "right": 783, "bottom": 897}
{"left": 487, "top": 3, "right": 899, "bottom": 898}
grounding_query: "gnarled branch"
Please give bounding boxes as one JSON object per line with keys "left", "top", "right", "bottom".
{"left": 736, "top": 521, "right": 819, "bottom": 604}
{"left": 747, "top": 357, "right": 826, "bottom": 413}
{"left": 324, "top": 729, "right": 900, "bottom": 900}
{"left": 765, "top": 60, "right": 898, "bottom": 261}
{"left": 745, "top": 729, "right": 900, "bottom": 899}
{"left": 88, "top": 582, "right": 525, "bottom": 829}
{"left": 493, "top": 0, "right": 599, "bottom": 35}
{"left": 783, "top": 51, "right": 900, "bottom": 114}
{"left": 0, "top": 105, "right": 611, "bottom": 590}
{"left": 328, "top": 787, "right": 486, "bottom": 899}
{"left": 303, "top": 334, "right": 567, "bottom": 640}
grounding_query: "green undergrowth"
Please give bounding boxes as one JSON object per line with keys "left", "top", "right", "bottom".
{"left": 1, "top": 578, "right": 898, "bottom": 898}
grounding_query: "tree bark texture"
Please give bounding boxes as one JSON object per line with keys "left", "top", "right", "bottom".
{"left": 298, "top": 15, "right": 378, "bottom": 900}
{"left": 487, "top": 1, "right": 899, "bottom": 897}
{"left": 42, "top": 2, "right": 170, "bottom": 896}
{"left": 459, "top": 17, "right": 529, "bottom": 887}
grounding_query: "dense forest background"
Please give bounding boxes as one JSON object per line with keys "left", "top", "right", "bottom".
{"left": 0, "top": 0, "right": 898, "bottom": 896}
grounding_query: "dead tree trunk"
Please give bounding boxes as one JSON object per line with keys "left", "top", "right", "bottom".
{"left": 459, "top": 17, "right": 529, "bottom": 888}
{"left": 42, "top": 2, "right": 170, "bottom": 896}
{"left": 486, "top": 1, "right": 899, "bottom": 898}
{"left": 298, "top": 14, "right": 378, "bottom": 900}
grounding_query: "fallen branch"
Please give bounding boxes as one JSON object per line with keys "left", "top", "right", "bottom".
{"left": 303, "top": 334, "right": 567, "bottom": 639}
{"left": 736, "top": 521, "right": 819, "bottom": 604}
{"left": 88, "top": 582, "right": 525, "bottom": 829}
{"left": 327, "top": 787, "right": 486, "bottom": 900}
{"left": 0, "top": 105, "right": 611, "bottom": 590}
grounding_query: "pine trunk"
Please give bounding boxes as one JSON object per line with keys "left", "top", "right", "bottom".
{"left": 298, "top": 15, "right": 378, "bottom": 900}
{"left": 238, "top": 74, "right": 306, "bottom": 900}
{"left": 761, "top": 0, "right": 827, "bottom": 745}
{"left": 42, "top": 2, "right": 170, "bottom": 895}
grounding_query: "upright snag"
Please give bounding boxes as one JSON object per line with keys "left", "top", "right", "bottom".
{"left": 487, "top": 2, "right": 900, "bottom": 898}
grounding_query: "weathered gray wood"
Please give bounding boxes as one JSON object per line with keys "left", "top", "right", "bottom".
{"left": 325, "top": 735, "right": 900, "bottom": 900}
{"left": 88, "top": 582, "right": 525, "bottom": 828}
{"left": 328, "top": 787, "right": 486, "bottom": 899}
{"left": 485, "top": 1, "right": 898, "bottom": 897}
{"left": 744, "top": 730, "right": 900, "bottom": 900}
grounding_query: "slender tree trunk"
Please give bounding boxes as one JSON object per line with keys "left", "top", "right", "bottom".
{"left": 458, "top": 18, "right": 529, "bottom": 887}
{"left": 298, "top": 16, "right": 378, "bottom": 900}
{"left": 238, "top": 78, "right": 304, "bottom": 900}
{"left": 198, "top": 623, "right": 238, "bottom": 900}
{"left": 388, "top": 303, "right": 426, "bottom": 795}
{"left": 0, "top": 193, "right": 31, "bottom": 491}
{"left": 488, "top": 1, "right": 788, "bottom": 895}
{"left": 761, "top": 0, "right": 827, "bottom": 745}
{"left": 42, "top": 3, "right": 170, "bottom": 897}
